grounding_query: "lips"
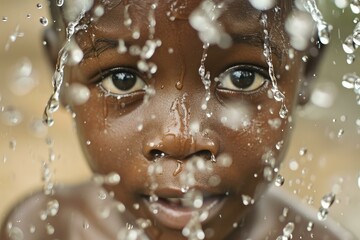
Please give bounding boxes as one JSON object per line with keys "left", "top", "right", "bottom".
{"left": 142, "top": 189, "right": 226, "bottom": 230}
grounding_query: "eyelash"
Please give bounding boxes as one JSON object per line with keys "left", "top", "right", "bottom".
{"left": 96, "top": 67, "right": 147, "bottom": 98}
{"left": 94, "top": 65, "right": 271, "bottom": 100}
{"left": 216, "top": 65, "right": 270, "bottom": 94}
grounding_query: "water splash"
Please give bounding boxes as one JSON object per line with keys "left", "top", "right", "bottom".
{"left": 189, "top": 0, "right": 231, "bottom": 48}
{"left": 342, "top": 19, "right": 360, "bottom": 64}
{"left": 261, "top": 14, "right": 288, "bottom": 119}
{"left": 43, "top": 11, "right": 86, "bottom": 126}
{"left": 303, "top": 0, "right": 332, "bottom": 45}
{"left": 198, "top": 43, "right": 211, "bottom": 114}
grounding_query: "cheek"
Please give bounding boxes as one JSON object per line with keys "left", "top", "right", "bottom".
{"left": 209, "top": 95, "right": 291, "bottom": 189}
{"left": 72, "top": 90, "right": 144, "bottom": 173}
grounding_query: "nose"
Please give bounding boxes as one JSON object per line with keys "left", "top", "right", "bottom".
{"left": 143, "top": 94, "right": 220, "bottom": 161}
{"left": 143, "top": 131, "right": 219, "bottom": 161}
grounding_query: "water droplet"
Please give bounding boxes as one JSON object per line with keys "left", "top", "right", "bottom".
{"left": 40, "top": 210, "right": 48, "bottom": 221}
{"left": 47, "top": 200, "right": 59, "bottom": 216}
{"left": 276, "top": 140, "right": 284, "bottom": 150}
{"left": 29, "top": 225, "right": 36, "bottom": 234}
{"left": 8, "top": 226, "right": 24, "bottom": 240}
{"left": 289, "top": 160, "right": 299, "bottom": 171}
{"left": 136, "top": 218, "right": 152, "bottom": 229}
{"left": 242, "top": 194, "right": 254, "bottom": 206}
{"left": 36, "top": 3, "right": 42, "bottom": 9}
{"left": 337, "top": 129, "right": 344, "bottom": 138}
{"left": 2, "top": 16, "right": 8, "bottom": 22}
{"left": 46, "top": 224, "right": 55, "bottom": 235}
{"left": 299, "top": 147, "right": 307, "bottom": 156}
{"left": 343, "top": 36, "right": 356, "bottom": 54}
{"left": 350, "top": 0, "right": 360, "bottom": 14}
{"left": 1, "top": 106, "right": 23, "bottom": 126}
{"left": 320, "top": 192, "right": 335, "bottom": 209}
{"left": 86, "top": 140, "right": 91, "bottom": 145}
{"left": 98, "top": 190, "right": 107, "bottom": 200}
{"left": 217, "top": 153, "right": 232, "bottom": 167}
{"left": 133, "top": 203, "right": 140, "bottom": 210}
{"left": 283, "top": 222, "right": 295, "bottom": 237}
{"left": 208, "top": 175, "right": 221, "bottom": 187}
{"left": 268, "top": 118, "right": 282, "bottom": 129}
{"left": 56, "top": 0, "right": 64, "bottom": 7}
{"left": 65, "top": 83, "right": 90, "bottom": 105}
{"left": 94, "top": 5, "right": 105, "bottom": 17}
{"left": 9, "top": 139, "right": 16, "bottom": 151}
{"left": 275, "top": 174, "right": 285, "bottom": 187}
{"left": 249, "top": 0, "right": 276, "bottom": 10}
{"left": 317, "top": 207, "right": 328, "bottom": 221}
{"left": 104, "top": 172, "right": 121, "bottom": 185}
{"left": 39, "top": 16, "right": 48, "bottom": 26}
{"left": 307, "top": 221, "right": 314, "bottom": 232}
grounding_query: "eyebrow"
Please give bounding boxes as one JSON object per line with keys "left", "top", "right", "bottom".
{"left": 231, "top": 33, "right": 284, "bottom": 61}
{"left": 82, "top": 38, "right": 120, "bottom": 59}
{"left": 82, "top": 33, "right": 284, "bottom": 62}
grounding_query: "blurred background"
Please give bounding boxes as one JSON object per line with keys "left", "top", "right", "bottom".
{"left": 0, "top": 0, "right": 359, "bottom": 238}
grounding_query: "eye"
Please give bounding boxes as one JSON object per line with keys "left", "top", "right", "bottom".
{"left": 99, "top": 68, "right": 146, "bottom": 96}
{"left": 217, "top": 66, "right": 269, "bottom": 92}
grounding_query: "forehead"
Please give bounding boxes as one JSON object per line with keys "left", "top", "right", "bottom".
{"left": 75, "top": 0, "right": 292, "bottom": 41}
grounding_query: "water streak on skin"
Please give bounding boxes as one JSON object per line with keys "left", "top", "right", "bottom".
{"left": 173, "top": 160, "right": 183, "bottom": 176}
{"left": 165, "top": 93, "right": 192, "bottom": 156}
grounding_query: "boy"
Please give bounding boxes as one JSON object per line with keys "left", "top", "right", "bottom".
{"left": 0, "top": 0, "right": 355, "bottom": 239}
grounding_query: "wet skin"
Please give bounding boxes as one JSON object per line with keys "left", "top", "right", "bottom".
{"left": 64, "top": 0, "right": 305, "bottom": 239}
{"left": 2, "top": 0, "right": 342, "bottom": 240}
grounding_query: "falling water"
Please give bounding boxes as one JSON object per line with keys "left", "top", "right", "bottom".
{"left": 261, "top": 14, "right": 288, "bottom": 119}
{"left": 342, "top": 17, "right": 360, "bottom": 64}
{"left": 303, "top": 0, "right": 332, "bottom": 45}
{"left": 199, "top": 43, "right": 211, "bottom": 113}
{"left": 42, "top": 11, "right": 86, "bottom": 126}
{"left": 2, "top": 0, "right": 360, "bottom": 239}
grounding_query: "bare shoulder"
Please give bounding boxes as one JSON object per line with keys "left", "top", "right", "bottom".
{"left": 0, "top": 182, "right": 129, "bottom": 240}
{"left": 254, "top": 186, "right": 356, "bottom": 240}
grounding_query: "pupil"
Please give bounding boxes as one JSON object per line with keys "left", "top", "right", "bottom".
{"left": 112, "top": 72, "right": 137, "bottom": 91}
{"left": 230, "top": 70, "right": 255, "bottom": 89}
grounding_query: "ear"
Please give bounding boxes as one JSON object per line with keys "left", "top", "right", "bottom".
{"left": 43, "top": 27, "right": 61, "bottom": 69}
{"left": 297, "top": 43, "right": 327, "bottom": 105}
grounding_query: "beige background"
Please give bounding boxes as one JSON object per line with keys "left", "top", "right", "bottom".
{"left": 0, "top": 0, "right": 359, "bottom": 238}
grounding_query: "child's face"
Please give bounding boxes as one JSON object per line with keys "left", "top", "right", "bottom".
{"left": 58, "top": 0, "right": 308, "bottom": 238}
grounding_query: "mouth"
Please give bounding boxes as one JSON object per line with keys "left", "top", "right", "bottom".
{"left": 142, "top": 190, "right": 226, "bottom": 230}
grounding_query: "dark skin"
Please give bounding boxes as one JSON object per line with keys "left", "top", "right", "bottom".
{"left": 0, "top": 0, "right": 355, "bottom": 239}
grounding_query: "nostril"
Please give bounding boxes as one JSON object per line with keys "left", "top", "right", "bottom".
{"left": 149, "top": 149, "right": 167, "bottom": 159}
